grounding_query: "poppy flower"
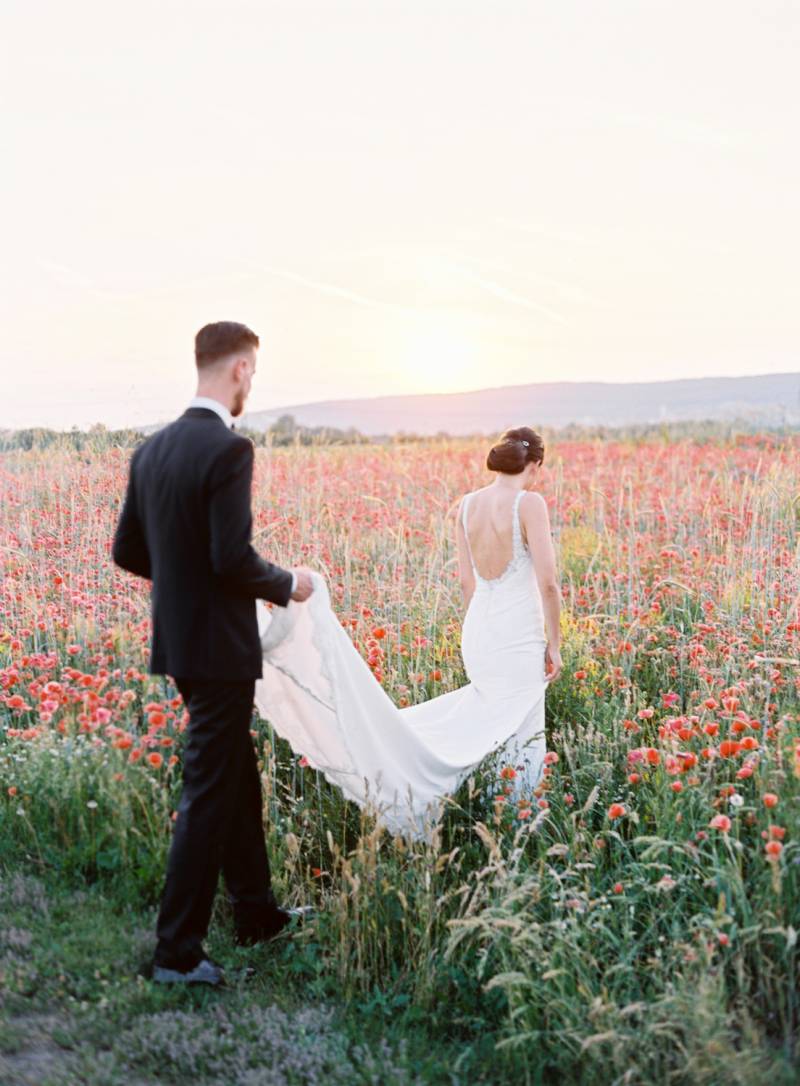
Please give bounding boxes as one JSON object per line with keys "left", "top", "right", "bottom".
{"left": 719, "top": 740, "right": 741, "bottom": 757}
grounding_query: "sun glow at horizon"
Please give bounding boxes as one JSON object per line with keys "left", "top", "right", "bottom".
{"left": 398, "top": 320, "right": 483, "bottom": 394}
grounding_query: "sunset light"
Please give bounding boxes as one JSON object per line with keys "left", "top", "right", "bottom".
{"left": 2, "top": 1, "right": 798, "bottom": 430}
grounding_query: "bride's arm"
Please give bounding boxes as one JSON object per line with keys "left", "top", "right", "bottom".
{"left": 455, "top": 499, "right": 475, "bottom": 610}
{"left": 521, "top": 492, "right": 562, "bottom": 681}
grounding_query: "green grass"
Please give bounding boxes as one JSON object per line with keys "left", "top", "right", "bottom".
{"left": 0, "top": 870, "right": 506, "bottom": 1086}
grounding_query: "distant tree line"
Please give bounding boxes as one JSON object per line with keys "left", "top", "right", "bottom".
{"left": 1, "top": 414, "right": 797, "bottom": 454}
{"left": 0, "top": 416, "right": 369, "bottom": 453}
{"left": 245, "top": 414, "right": 369, "bottom": 447}
{"left": 0, "top": 423, "right": 145, "bottom": 453}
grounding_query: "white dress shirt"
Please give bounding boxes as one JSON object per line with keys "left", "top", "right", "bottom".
{"left": 187, "top": 396, "right": 296, "bottom": 596}
{"left": 188, "top": 395, "right": 234, "bottom": 429}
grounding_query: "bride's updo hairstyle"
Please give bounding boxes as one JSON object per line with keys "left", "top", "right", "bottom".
{"left": 486, "top": 426, "right": 545, "bottom": 474}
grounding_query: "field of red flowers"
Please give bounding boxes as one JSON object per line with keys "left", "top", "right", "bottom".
{"left": 1, "top": 433, "right": 799, "bottom": 1082}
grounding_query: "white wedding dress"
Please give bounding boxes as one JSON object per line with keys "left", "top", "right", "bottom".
{"left": 254, "top": 490, "right": 549, "bottom": 837}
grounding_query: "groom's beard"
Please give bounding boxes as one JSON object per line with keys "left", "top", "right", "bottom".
{"left": 231, "top": 389, "right": 247, "bottom": 418}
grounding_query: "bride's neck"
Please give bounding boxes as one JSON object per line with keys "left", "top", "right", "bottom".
{"left": 491, "top": 476, "right": 527, "bottom": 492}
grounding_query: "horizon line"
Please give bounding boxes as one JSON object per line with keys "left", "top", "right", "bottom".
{"left": 3, "top": 367, "right": 799, "bottom": 434}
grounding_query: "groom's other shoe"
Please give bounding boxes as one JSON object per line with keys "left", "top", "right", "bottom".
{"left": 152, "top": 957, "right": 225, "bottom": 986}
{"left": 234, "top": 905, "right": 315, "bottom": 947}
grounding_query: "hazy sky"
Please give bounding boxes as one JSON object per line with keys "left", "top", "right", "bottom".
{"left": 2, "top": 0, "right": 798, "bottom": 429}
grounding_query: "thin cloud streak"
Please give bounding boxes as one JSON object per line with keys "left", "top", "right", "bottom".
{"left": 448, "top": 264, "right": 568, "bottom": 324}
{"left": 38, "top": 259, "right": 96, "bottom": 290}
{"left": 607, "top": 108, "right": 754, "bottom": 151}
{"left": 454, "top": 252, "right": 603, "bottom": 307}
{"left": 250, "top": 263, "right": 416, "bottom": 314}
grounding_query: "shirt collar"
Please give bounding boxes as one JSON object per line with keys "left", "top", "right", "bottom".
{"left": 188, "top": 396, "right": 234, "bottom": 429}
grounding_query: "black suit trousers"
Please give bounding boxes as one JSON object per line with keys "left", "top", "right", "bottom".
{"left": 154, "top": 678, "right": 278, "bottom": 969}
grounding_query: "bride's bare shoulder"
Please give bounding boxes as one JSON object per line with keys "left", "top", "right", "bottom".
{"left": 520, "top": 490, "right": 548, "bottom": 517}
{"left": 461, "top": 485, "right": 492, "bottom": 502}
{"left": 456, "top": 486, "right": 490, "bottom": 512}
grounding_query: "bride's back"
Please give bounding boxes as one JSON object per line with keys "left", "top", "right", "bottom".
{"left": 462, "top": 486, "right": 527, "bottom": 581}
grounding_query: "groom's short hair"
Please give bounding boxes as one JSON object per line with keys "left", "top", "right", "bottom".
{"left": 195, "top": 321, "right": 259, "bottom": 368}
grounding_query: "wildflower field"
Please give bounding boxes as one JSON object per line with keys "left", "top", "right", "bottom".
{"left": 1, "top": 433, "right": 799, "bottom": 1085}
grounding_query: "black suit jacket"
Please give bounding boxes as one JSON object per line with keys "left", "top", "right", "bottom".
{"left": 112, "top": 407, "right": 293, "bottom": 680}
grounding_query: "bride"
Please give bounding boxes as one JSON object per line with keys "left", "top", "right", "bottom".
{"left": 254, "top": 427, "right": 562, "bottom": 837}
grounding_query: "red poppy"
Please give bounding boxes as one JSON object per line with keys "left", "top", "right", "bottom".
{"left": 719, "top": 740, "right": 741, "bottom": 757}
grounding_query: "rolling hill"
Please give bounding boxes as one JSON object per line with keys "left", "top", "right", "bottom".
{"left": 239, "top": 372, "right": 800, "bottom": 436}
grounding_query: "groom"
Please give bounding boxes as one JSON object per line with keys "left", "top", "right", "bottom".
{"left": 113, "top": 320, "right": 314, "bottom": 986}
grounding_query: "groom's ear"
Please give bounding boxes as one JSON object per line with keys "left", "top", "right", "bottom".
{"left": 235, "top": 350, "right": 256, "bottom": 377}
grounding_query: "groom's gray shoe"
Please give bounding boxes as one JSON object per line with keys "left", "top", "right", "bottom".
{"left": 152, "top": 958, "right": 225, "bottom": 986}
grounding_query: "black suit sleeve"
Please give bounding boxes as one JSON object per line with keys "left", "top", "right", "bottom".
{"left": 112, "top": 451, "right": 152, "bottom": 579}
{"left": 208, "top": 438, "right": 294, "bottom": 607}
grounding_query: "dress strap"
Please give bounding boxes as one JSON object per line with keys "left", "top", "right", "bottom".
{"left": 512, "top": 491, "right": 525, "bottom": 557}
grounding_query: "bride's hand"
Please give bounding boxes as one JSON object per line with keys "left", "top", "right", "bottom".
{"left": 544, "top": 644, "right": 562, "bottom": 683}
